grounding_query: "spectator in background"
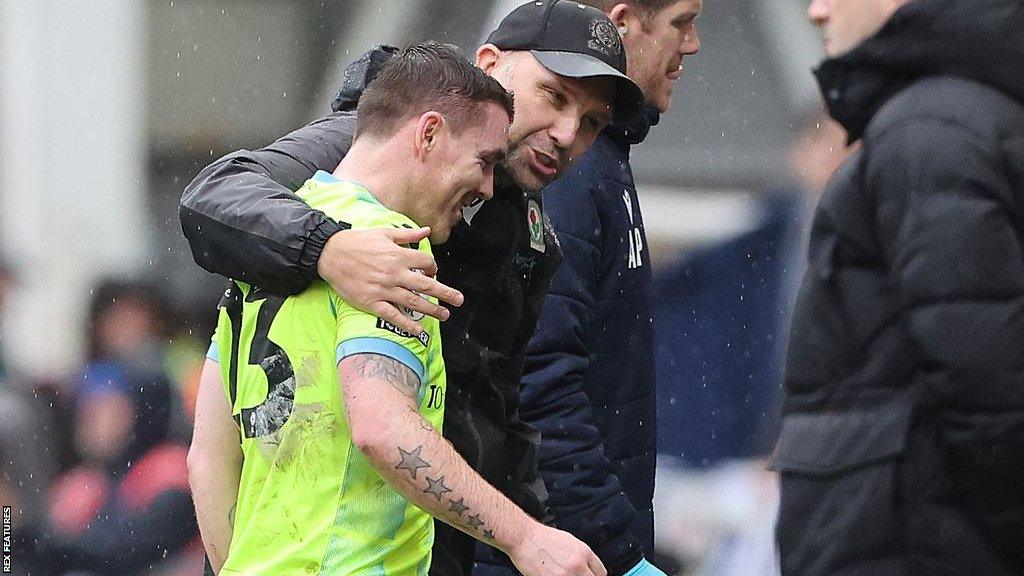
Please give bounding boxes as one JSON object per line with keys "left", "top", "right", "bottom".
{"left": 25, "top": 279, "right": 201, "bottom": 575}
{"left": 82, "top": 279, "right": 198, "bottom": 435}
{"left": 776, "top": 0, "right": 1024, "bottom": 574}
{"left": 650, "top": 112, "right": 851, "bottom": 574}
{"left": 654, "top": 112, "right": 850, "bottom": 471}
{"left": 37, "top": 372, "right": 199, "bottom": 575}
{"left": 84, "top": 279, "right": 169, "bottom": 377}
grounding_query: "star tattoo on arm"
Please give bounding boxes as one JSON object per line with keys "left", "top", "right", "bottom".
{"left": 448, "top": 497, "right": 469, "bottom": 517}
{"left": 424, "top": 475, "right": 453, "bottom": 501}
{"left": 483, "top": 529, "right": 495, "bottom": 540}
{"left": 395, "top": 446, "right": 431, "bottom": 479}
{"left": 466, "top": 514, "right": 484, "bottom": 531}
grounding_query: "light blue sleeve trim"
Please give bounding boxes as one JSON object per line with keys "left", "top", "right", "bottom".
{"left": 313, "top": 170, "right": 341, "bottom": 184}
{"left": 206, "top": 341, "right": 219, "bottom": 363}
{"left": 337, "top": 337, "right": 425, "bottom": 384}
{"left": 623, "top": 559, "right": 666, "bottom": 576}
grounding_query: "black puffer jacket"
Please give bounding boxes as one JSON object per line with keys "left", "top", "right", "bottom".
{"left": 774, "top": 0, "right": 1024, "bottom": 574}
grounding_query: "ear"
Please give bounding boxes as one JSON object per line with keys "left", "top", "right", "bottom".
{"left": 475, "top": 44, "right": 502, "bottom": 74}
{"left": 414, "top": 111, "right": 445, "bottom": 159}
{"left": 606, "top": 3, "right": 635, "bottom": 35}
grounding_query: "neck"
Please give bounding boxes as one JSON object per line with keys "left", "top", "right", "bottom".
{"left": 333, "top": 136, "right": 416, "bottom": 216}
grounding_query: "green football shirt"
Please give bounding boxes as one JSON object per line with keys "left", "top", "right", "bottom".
{"left": 214, "top": 172, "right": 446, "bottom": 576}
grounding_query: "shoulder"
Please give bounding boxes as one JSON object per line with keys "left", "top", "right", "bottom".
{"left": 868, "top": 76, "right": 1021, "bottom": 145}
{"left": 861, "top": 78, "right": 1015, "bottom": 178}
{"left": 300, "top": 178, "right": 423, "bottom": 240}
{"left": 304, "top": 111, "right": 358, "bottom": 138}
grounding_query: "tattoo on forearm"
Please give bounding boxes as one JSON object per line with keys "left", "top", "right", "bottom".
{"left": 424, "top": 475, "right": 453, "bottom": 500}
{"left": 352, "top": 354, "right": 421, "bottom": 400}
{"left": 394, "top": 443, "right": 496, "bottom": 542}
{"left": 448, "top": 497, "right": 469, "bottom": 516}
{"left": 395, "top": 446, "right": 431, "bottom": 479}
{"left": 466, "top": 514, "right": 484, "bottom": 530}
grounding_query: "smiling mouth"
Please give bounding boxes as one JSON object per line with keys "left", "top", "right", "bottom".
{"left": 531, "top": 148, "right": 559, "bottom": 175}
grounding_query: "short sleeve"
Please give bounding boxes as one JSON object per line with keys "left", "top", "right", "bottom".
{"left": 333, "top": 294, "right": 434, "bottom": 386}
{"left": 206, "top": 329, "right": 219, "bottom": 363}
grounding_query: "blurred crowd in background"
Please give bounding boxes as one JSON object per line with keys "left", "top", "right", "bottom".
{"left": 0, "top": 1, "right": 850, "bottom": 574}
{"left": 0, "top": 275, "right": 209, "bottom": 574}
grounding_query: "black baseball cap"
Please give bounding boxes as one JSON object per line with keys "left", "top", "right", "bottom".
{"left": 486, "top": 0, "right": 644, "bottom": 120}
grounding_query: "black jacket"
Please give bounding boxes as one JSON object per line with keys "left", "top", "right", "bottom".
{"left": 476, "top": 111, "right": 660, "bottom": 576}
{"left": 180, "top": 49, "right": 559, "bottom": 576}
{"left": 774, "top": 1, "right": 1024, "bottom": 574}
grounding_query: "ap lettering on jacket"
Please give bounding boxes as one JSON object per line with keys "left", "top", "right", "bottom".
{"left": 623, "top": 190, "right": 644, "bottom": 269}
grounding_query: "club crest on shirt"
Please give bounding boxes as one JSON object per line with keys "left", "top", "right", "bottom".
{"left": 402, "top": 305, "right": 425, "bottom": 321}
{"left": 527, "top": 199, "right": 545, "bottom": 253}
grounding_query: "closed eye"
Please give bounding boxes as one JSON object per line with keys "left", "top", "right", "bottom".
{"left": 673, "top": 14, "right": 697, "bottom": 29}
{"left": 543, "top": 86, "right": 567, "bottom": 107}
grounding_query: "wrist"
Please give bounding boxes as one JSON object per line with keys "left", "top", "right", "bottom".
{"left": 308, "top": 218, "right": 347, "bottom": 282}
{"left": 495, "top": 511, "right": 537, "bottom": 555}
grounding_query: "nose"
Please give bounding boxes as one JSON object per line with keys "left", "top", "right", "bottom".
{"left": 548, "top": 114, "right": 579, "bottom": 153}
{"left": 479, "top": 171, "right": 495, "bottom": 201}
{"left": 807, "top": 0, "right": 828, "bottom": 25}
{"left": 682, "top": 25, "right": 701, "bottom": 55}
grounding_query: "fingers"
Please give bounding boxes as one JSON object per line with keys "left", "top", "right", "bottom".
{"left": 402, "top": 269, "right": 464, "bottom": 308}
{"left": 387, "top": 234, "right": 440, "bottom": 276}
{"left": 385, "top": 226, "right": 431, "bottom": 246}
{"left": 383, "top": 228, "right": 440, "bottom": 277}
{"left": 392, "top": 286, "right": 452, "bottom": 322}
{"left": 587, "top": 553, "right": 607, "bottom": 576}
{"left": 373, "top": 302, "right": 425, "bottom": 336}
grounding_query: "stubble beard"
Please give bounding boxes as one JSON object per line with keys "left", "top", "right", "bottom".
{"left": 502, "top": 145, "right": 545, "bottom": 195}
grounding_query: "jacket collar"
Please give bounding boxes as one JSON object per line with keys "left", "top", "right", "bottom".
{"left": 814, "top": 0, "right": 1024, "bottom": 142}
{"left": 605, "top": 105, "right": 660, "bottom": 147}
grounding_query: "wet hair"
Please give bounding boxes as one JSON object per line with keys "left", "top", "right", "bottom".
{"left": 580, "top": 0, "right": 681, "bottom": 21}
{"left": 355, "top": 42, "right": 514, "bottom": 139}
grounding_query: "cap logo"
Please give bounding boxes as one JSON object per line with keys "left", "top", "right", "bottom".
{"left": 588, "top": 18, "right": 622, "bottom": 59}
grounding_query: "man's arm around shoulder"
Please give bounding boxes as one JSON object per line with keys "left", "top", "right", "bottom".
{"left": 179, "top": 111, "right": 463, "bottom": 334}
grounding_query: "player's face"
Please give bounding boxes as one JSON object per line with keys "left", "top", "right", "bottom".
{"left": 420, "top": 102, "right": 510, "bottom": 243}
{"left": 808, "top": 0, "right": 904, "bottom": 57}
{"left": 622, "top": 0, "right": 701, "bottom": 113}
{"left": 478, "top": 49, "right": 615, "bottom": 193}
